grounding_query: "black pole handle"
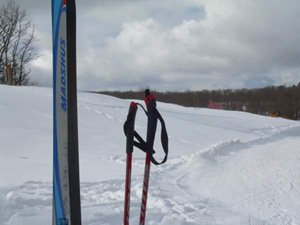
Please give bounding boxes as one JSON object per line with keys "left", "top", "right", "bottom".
{"left": 144, "top": 90, "right": 157, "bottom": 154}
{"left": 123, "top": 102, "right": 137, "bottom": 154}
{"left": 144, "top": 90, "right": 168, "bottom": 165}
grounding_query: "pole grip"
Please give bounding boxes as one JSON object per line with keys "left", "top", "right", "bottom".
{"left": 144, "top": 90, "right": 157, "bottom": 154}
{"left": 124, "top": 102, "right": 138, "bottom": 154}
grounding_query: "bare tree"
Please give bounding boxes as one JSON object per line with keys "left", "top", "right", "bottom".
{"left": 0, "top": 0, "right": 37, "bottom": 85}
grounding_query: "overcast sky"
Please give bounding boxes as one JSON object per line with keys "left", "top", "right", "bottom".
{"left": 9, "top": 0, "right": 300, "bottom": 91}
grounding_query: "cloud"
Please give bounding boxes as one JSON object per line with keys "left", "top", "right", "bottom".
{"left": 29, "top": 49, "right": 52, "bottom": 86}
{"left": 78, "top": 0, "right": 300, "bottom": 90}
{"left": 10, "top": 0, "right": 300, "bottom": 90}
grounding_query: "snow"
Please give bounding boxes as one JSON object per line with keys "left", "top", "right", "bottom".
{"left": 1, "top": 84, "right": 300, "bottom": 225}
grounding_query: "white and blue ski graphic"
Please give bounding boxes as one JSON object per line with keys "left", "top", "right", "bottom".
{"left": 52, "top": 0, "right": 81, "bottom": 224}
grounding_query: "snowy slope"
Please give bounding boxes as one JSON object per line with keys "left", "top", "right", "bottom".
{"left": 0, "top": 85, "right": 300, "bottom": 225}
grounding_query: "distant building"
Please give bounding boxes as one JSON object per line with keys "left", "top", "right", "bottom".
{"left": 269, "top": 112, "right": 278, "bottom": 118}
{"left": 207, "top": 100, "right": 223, "bottom": 110}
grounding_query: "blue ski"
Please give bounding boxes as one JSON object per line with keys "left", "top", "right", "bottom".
{"left": 52, "top": 0, "right": 81, "bottom": 224}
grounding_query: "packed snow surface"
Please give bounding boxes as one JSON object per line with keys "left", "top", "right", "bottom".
{"left": 1, "top": 85, "right": 300, "bottom": 225}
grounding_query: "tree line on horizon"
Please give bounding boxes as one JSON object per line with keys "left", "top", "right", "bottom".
{"left": 96, "top": 83, "right": 300, "bottom": 121}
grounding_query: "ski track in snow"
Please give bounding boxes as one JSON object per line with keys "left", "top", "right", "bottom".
{"left": 1, "top": 124, "right": 300, "bottom": 225}
{"left": 154, "top": 124, "right": 300, "bottom": 225}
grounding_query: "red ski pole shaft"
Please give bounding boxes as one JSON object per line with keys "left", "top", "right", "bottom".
{"left": 139, "top": 152, "right": 151, "bottom": 225}
{"left": 138, "top": 89, "right": 157, "bottom": 225}
{"left": 124, "top": 152, "right": 132, "bottom": 225}
{"left": 123, "top": 102, "right": 137, "bottom": 225}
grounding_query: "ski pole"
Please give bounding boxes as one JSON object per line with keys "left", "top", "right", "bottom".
{"left": 139, "top": 90, "right": 158, "bottom": 225}
{"left": 123, "top": 102, "right": 138, "bottom": 225}
{"left": 123, "top": 89, "right": 169, "bottom": 225}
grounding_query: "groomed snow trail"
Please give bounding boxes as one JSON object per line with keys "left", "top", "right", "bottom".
{"left": 0, "top": 85, "right": 300, "bottom": 225}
